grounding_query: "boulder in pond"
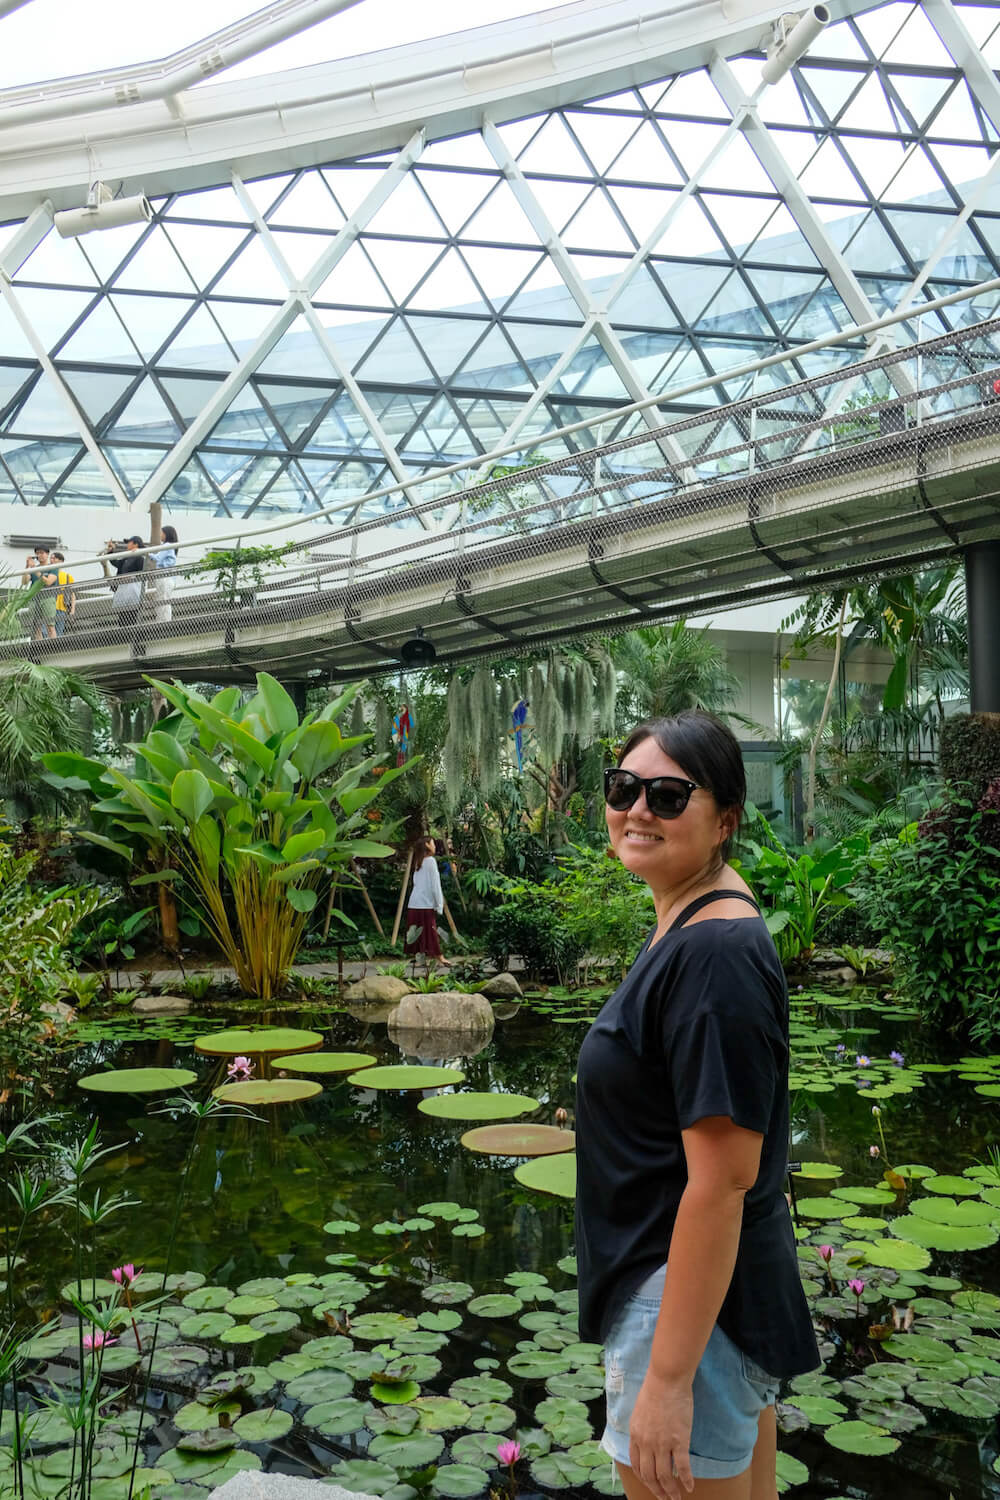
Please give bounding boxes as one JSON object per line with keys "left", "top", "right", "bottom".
{"left": 344, "top": 975, "right": 412, "bottom": 1004}
{"left": 478, "top": 971, "right": 523, "bottom": 999}
{"left": 133, "top": 994, "right": 192, "bottom": 1015}
{"left": 388, "top": 991, "right": 494, "bottom": 1037}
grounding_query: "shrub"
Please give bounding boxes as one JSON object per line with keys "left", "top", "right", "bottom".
{"left": 939, "top": 712, "right": 1000, "bottom": 800}
{"left": 554, "top": 844, "right": 655, "bottom": 979}
{"left": 484, "top": 887, "right": 585, "bottom": 984}
{"left": 854, "top": 794, "right": 1000, "bottom": 1036}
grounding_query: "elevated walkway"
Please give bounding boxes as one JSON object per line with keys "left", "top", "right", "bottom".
{"left": 8, "top": 316, "right": 1000, "bottom": 692}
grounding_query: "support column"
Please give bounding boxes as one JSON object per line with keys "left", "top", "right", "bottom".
{"left": 966, "top": 542, "right": 1000, "bottom": 713}
{"left": 290, "top": 681, "right": 309, "bottom": 720}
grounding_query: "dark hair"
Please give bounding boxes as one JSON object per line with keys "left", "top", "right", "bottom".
{"left": 34, "top": 543, "right": 49, "bottom": 553}
{"left": 617, "top": 710, "right": 746, "bottom": 861}
{"left": 416, "top": 836, "right": 436, "bottom": 859}
{"left": 51, "top": 551, "right": 64, "bottom": 561}
{"left": 161, "top": 525, "right": 179, "bottom": 546}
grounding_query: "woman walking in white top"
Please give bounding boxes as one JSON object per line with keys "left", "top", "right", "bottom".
{"left": 152, "top": 525, "right": 179, "bottom": 625}
{"left": 404, "top": 837, "right": 449, "bottom": 969}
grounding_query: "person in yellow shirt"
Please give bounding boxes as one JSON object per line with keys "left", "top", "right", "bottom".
{"left": 51, "top": 552, "right": 75, "bottom": 637}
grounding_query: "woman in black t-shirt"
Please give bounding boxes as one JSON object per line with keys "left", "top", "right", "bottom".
{"left": 575, "top": 711, "right": 817, "bottom": 1500}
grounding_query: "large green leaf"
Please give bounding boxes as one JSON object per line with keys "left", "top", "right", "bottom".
{"left": 287, "top": 887, "right": 318, "bottom": 913}
{"left": 291, "top": 722, "right": 347, "bottom": 782}
{"left": 254, "top": 674, "right": 300, "bottom": 737}
{"left": 282, "top": 827, "right": 326, "bottom": 863}
{"left": 171, "top": 770, "right": 214, "bottom": 825}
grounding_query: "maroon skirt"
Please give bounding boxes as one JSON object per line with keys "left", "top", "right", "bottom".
{"left": 405, "top": 908, "right": 442, "bottom": 958}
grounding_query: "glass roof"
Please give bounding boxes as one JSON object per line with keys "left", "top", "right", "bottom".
{"left": 3, "top": 0, "right": 1000, "bottom": 520}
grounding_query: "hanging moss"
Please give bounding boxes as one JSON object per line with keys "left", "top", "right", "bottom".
{"left": 497, "top": 676, "right": 515, "bottom": 729}
{"left": 350, "top": 694, "right": 367, "bottom": 738}
{"left": 375, "top": 697, "right": 391, "bottom": 754}
{"left": 575, "top": 659, "right": 595, "bottom": 746}
{"left": 594, "top": 648, "right": 618, "bottom": 734}
{"left": 536, "top": 661, "right": 565, "bottom": 768}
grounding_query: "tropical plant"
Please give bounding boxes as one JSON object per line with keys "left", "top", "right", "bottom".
{"left": 734, "top": 813, "right": 864, "bottom": 966}
{"left": 484, "top": 880, "right": 586, "bottom": 983}
{"left": 554, "top": 843, "right": 655, "bottom": 980}
{"left": 43, "top": 674, "right": 413, "bottom": 999}
{"left": 611, "top": 620, "right": 740, "bottom": 725}
{"left": 194, "top": 542, "right": 293, "bottom": 605}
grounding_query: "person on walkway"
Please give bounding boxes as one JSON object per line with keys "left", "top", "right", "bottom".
{"left": 21, "top": 546, "right": 58, "bottom": 640}
{"left": 101, "top": 536, "right": 145, "bottom": 637}
{"left": 151, "top": 525, "right": 179, "bottom": 625}
{"left": 575, "top": 710, "right": 817, "bottom": 1500}
{"left": 404, "top": 836, "right": 449, "bottom": 969}
{"left": 51, "top": 552, "right": 75, "bottom": 637}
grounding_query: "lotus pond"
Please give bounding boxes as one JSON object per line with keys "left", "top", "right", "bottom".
{"left": 5, "top": 985, "right": 1000, "bottom": 1500}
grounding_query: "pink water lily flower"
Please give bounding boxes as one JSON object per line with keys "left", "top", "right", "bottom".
{"left": 227, "top": 1056, "right": 254, "bottom": 1081}
{"left": 111, "top": 1264, "right": 140, "bottom": 1285}
{"left": 848, "top": 1279, "right": 866, "bottom": 1297}
{"left": 817, "top": 1245, "right": 834, "bottom": 1263}
{"left": 869, "top": 1145, "right": 880, "bottom": 1158}
{"left": 82, "top": 1331, "right": 118, "bottom": 1352}
{"left": 496, "top": 1440, "right": 521, "bottom": 1467}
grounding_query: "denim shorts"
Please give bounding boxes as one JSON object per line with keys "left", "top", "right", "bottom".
{"left": 601, "top": 1264, "right": 780, "bottom": 1480}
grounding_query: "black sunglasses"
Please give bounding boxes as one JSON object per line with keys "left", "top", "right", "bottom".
{"left": 603, "top": 767, "right": 700, "bottom": 820}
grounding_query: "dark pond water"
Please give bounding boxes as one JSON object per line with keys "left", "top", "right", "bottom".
{"left": 6, "top": 984, "right": 1000, "bottom": 1500}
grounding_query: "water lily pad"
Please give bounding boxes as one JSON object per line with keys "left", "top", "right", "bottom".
{"left": 352, "top": 1313, "right": 420, "bottom": 1341}
{"left": 460, "top": 1124, "right": 575, "bottom": 1156}
{"left": 465, "top": 1401, "right": 517, "bottom": 1432}
{"left": 855, "top": 1400, "right": 926, "bottom": 1433}
{"left": 851, "top": 1238, "right": 932, "bottom": 1272}
{"left": 920, "top": 1174, "right": 981, "bottom": 1197}
{"left": 775, "top": 1451, "right": 809, "bottom": 1490}
{"left": 830, "top": 1186, "right": 895, "bottom": 1205}
{"left": 421, "top": 1281, "right": 474, "bottom": 1305}
{"left": 203, "top": 1367, "right": 277, "bottom": 1400}
{"left": 61, "top": 1277, "right": 119, "bottom": 1303}
{"left": 273, "top": 1051, "right": 377, "bottom": 1073}
{"left": 212, "top": 1078, "right": 322, "bottom": 1105}
{"left": 418, "top": 1092, "right": 539, "bottom": 1121}
{"left": 466, "top": 1294, "right": 522, "bottom": 1319}
{"left": 174, "top": 1401, "right": 239, "bottom": 1432}
{"left": 418, "top": 1310, "right": 462, "bottom": 1332}
{"left": 514, "top": 1154, "right": 577, "bottom": 1200}
{"left": 195, "top": 1027, "right": 322, "bottom": 1056}
{"left": 371, "top": 1380, "right": 421, "bottom": 1405}
{"left": 286, "top": 1368, "right": 354, "bottom": 1403}
{"left": 183, "top": 1285, "right": 232, "bottom": 1310}
{"left": 369, "top": 1432, "right": 445, "bottom": 1469}
{"left": 431, "top": 1463, "right": 491, "bottom": 1497}
{"left": 452, "top": 1432, "right": 503, "bottom": 1467}
{"left": 794, "top": 1197, "right": 860, "bottom": 1220}
{"left": 824, "top": 1419, "right": 899, "bottom": 1455}
{"left": 910, "top": 1197, "right": 996, "bottom": 1227}
{"left": 507, "top": 1350, "right": 572, "bottom": 1379}
{"left": 220, "top": 1325, "right": 268, "bottom": 1345}
{"left": 78, "top": 1068, "right": 197, "bottom": 1094}
{"left": 178, "top": 1311, "right": 237, "bottom": 1340}
{"left": 791, "top": 1162, "right": 843, "bottom": 1179}
{"left": 448, "top": 1375, "right": 513, "bottom": 1404}
{"left": 232, "top": 1407, "right": 293, "bottom": 1442}
{"left": 892, "top": 1164, "right": 936, "bottom": 1180}
{"left": 348, "top": 1066, "right": 465, "bottom": 1090}
{"left": 530, "top": 1452, "right": 590, "bottom": 1487}
{"left": 226, "top": 1294, "right": 279, "bottom": 1316}
{"left": 330, "top": 1459, "right": 401, "bottom": 1495}
{"left": 890, "top": 1213, "right": 999, "bottom": 1252}
{"left": 951, "top": 1289, "right": 1000, "bottom": 1320}
{"left": 176, "top": 1430, "right": 240, "bottom": 1455}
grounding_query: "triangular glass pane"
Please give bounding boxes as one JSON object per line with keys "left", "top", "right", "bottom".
{"left": 221, "top": 455, "right": 285, "bottom": 515}
{"left": 241, "top": 172, "right": 295, "bottom": 220}
{"left": 399, "top": 396, "right": 466, "bottom": 460}
{"left": 856, "top": 276, "right": 912, "bottom": 317}
{"left": 304, "top": 391, "right": 379, "bottom": 456}
{"left": 583, "top": 86, "right": 646, "bottom": 113}
{"left": 159, "top": 304, "right": 237, "bottom": 373}
{"left": 841, "top": 214, "right": 910, "bottom": 275}
{"left": 211, "top": 235, "right": 291, "bottom": 299}
{"left": 745, "top": 268, "right": 826, "bottom": 333}
{"left": 846, "top": 135, "right": 909, "bottom": 199}
{"left": 364, "top": 238, "right": 444, "bottom": 304}
{"left": 14, "top": 230, "right": 99, "bottom": 288}
{"left": 702, "top": 192, "right": 779, "bottom": 255}
{"left": 759, "top": 72, "right": 816, "bottom": 129}
{"left": 365, "top": 173, "right": 446, "bottom": 238}
{"left": 269, "top": 229, "right": 330, "bottom": 283}
{"left": 798, "top": 63, "right": 866, "bottom": 122}
{"left": 524, "top": 179, "right": 590, "bottom": 236}
{"left": 516, "top": 115, "right": 591, "bottom": 176}
{"left": 763, "top": 128, "right": 818, "bottom": 178}
{"left": 969, "top": 211, "right": 1000, "bottom": 260}
{"left": 110, "top": 293, "right": 194, "bottom": 362}
{"left": 0, "top": 364, "right": 35, "bottom": 421}
{"left": 354, "top": 317, "right": 437, "bottom": 384}
{"left": 564, "top": 111, "right": 641, "bottom": 175}
{"left": 697, "top": 272, "right": 772, "bottom": 336}
{"left": 59, "top": 370, "right": 136, "bottom": 427}
{"left": 889, "top": 70, "right": 953, "bottom": 131}
{"left": 747, "top": 203, "right": 822, "bottom": 268}
{"left": 2, "top": 436, "right": 81, "bottom": 502}
{"left": 840, "top": 73, "right": 904, "bottom": 133}
{"left": 10, "top": 286, "right": 94, "bottom": 353}
{"left": 853, "top": 3, "right": 913, "bottom": 60}
{"left": 884, "top": 4, "right": 955, "bottom": 65}
{"left": 603, "top": 184, "right": 678, "bottom": 245}
{"left": 649, "top": 196, "right": 728, "bottom": 260}
{"left": 163, "top": 223, "right": 249, "bottom": 292}
{"left": 113, "top": 226, "right": 196, "bottom": 294}
{"left": 884, "top": 147, "right": 950, "bottom": 204}
{"left": 413, "top": 168, "right": 495, "bottom": 235}
{"left": 6, "top": 370, "right": 83, "bottom": 437}
{"left": 458, "top": 246, "right": 544, "bottom": 308}
{"left": 453, "top": 324, "right": 536, "bottom": 391}
{"left": 931, "top": 143, "right": 992, "bottom": 196}
{"left": 55, "top": 448, "right": 123, "bottom": 507}
{"left": 929, "top": 80, "right": 985, "bottom": 143}
{"left": 608, "top": 265, "right": 680, "bottom": 329}
{"left": 258, "top": 314, "right": 332, "bottom": 380}
{"left": 321, "top": 166, "right": 391, "bottom": 218}
{"left": 645, "top": 335, "right": 708, "bottom": 396}
{"left": 268, "top": 171, "right": 345, "bottom": 233}
{"left": 164, "top": 183, "right": 251, "bottom": 225}
{"left": 701, "top": 133, "right": 776, "bottom": 194}
{"left": 897, "top": 212, "right": 988, "bottom": 279}
{"left": 314, "top": 240, "right": 393, "bottom": 308}
{"left": 566, "top": 252, "right": 628, "bottom": 303}
{"left": 204, "top": 297, "right": 279, "bottom": 357}
{"left": 105, "top": 377, "right": 181, "bottom": 443}
{"left": 460, "top": 180, "right": 542, "bottom": 245}
{"left": 672, "top": 264, "right": 733, "bottom": 324}
{"left": 96, "top": 443, "right": 166, "bottom": 505}
{"left": 203, "top": 382, "right": 285, "bottom": 452}
{"left": 253, "top": 381, "right": 333, "bottom": 445}
{"left": 658, "top": 69, "right": 729, "bottom": 118}
{"left": 55, "top": 296, "right": 138, "bottom": 363}
{"left": 0, "top": 294, "right": 39, "bottom": 359}
{"left": 562, "top": 190, "right": 634, "bottom": 253}
{"left": 78, "top": 221, "right": 150, "bottom": 283}
{"left": 158, "top": 374, "right": 227, "bottom": 429}
{"left": 419, "top": 133, "right": 499, "bottom": 169}
{"left": 399, "top": 317, "right": 492, "bottom": 384}
{"left": 406, "top": 249, "right": 492, "bottom": 316}
{"left": 314, "top": 307, "right": 389, "bottom": 364}
{"left": 504, "top": 259, "right": 583, "bottom": 321}
{"left": 250, "top": 459, "right": 310, "bottom": 513}
{"left": 451, "top": 395, "right": 523, "bottom": 448}
{"left": 0, "top": 456, "right": 23, "bottom": 505}
{"left": 607, "top": 120, "right": 683, "bottom": 187}
{"left": 551, "top": 336, "right": 633, "bottom": 401}
{"left": 657, "top": 120, "right": 730, "bottom": 180}
{"left": 798, "top": 137, "right": 867, "bottom": 201}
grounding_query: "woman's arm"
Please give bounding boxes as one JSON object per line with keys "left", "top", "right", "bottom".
{"left": 429, "top": 857, "right": 444, "bottom": 914}
{"left": 628, "top": 1115, "right": 763, "bottom": 1500}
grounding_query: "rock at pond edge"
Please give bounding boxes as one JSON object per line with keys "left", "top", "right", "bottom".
{"left": 389, "top": 993, "right": 494, "bottom": 1036}
{"left": 344, "top": 976, "right": 413, "bottom": 1004}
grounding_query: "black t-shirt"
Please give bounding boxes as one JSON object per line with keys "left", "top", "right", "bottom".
{"left": 574, "top": 902, "right": 819, "bottom": 1380}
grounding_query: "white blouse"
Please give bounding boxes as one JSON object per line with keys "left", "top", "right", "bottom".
{"left": 409, "top": 854, "right": 444, "bottom": 913}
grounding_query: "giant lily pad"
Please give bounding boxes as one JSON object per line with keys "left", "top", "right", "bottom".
{"left": 920, "top": 1174, "right": 981, "bottom": 1197}
{"left": 79, "top": 1068, "right": 197, "bottom": 1094}
{"left": 791, "top": 1162, "right": 843, "bottom": 1179}
{"left": 212, "top": 1079, "right": 322, "bottom": 1105}
{"left": 195, "top": 1027, "right": 322, "bottom": 1056}
{"left": 890, "top": 1213, "right": 999, "bottom": 1253}
{"left": 369, "top": 1432, "right": 445, "bottom": 1469}
{"left": 431, "top": 1464, "right": 491, "bottom": 1498}
{"left": 303, "top": 1397, "right": 371, "bottom": 1436}
{"left": 273, "top": 1051, "right": 377, "bottom": 1074}
{"left": 232, "top": 1408, "right": 293, "bottom": 1442}
{"left": 418, "top": 1092, "right": 539, "bottom": 1121}
{"left": 844, "top": 1238, "right": 932, "bottom": 1272}
{"left": 824, "top": 1419, "right": 899, "bottom": 1455}
{"left": 515, "top": 1154, "right": 576, "bottom": 1199}
{"left": 460, "top": 1124, "right": 575, "bottom": 1157}
{"left": 347, "top": 1066, "right": 465, "bottom": 1090}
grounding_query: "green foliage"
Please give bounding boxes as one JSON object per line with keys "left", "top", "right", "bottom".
{"left": 553, "top": 844, "right": 654, "bottom": 979}
{"left": 43, "top": 673, "right": 413, "bottom": 999}
{"left": 853, "top": 793, "right": 1000, "bottom": 1037}
{"left": 194, "top": 542, "right": 293, "bottom": 603}
{"left": 611, "top": 621, "right": 740, "bottom": 725}
{"left": 484, "top": 886, "right": 585, "bottom": 984}
{"left": 735, "top": 813, "right": 864, "bottom": 965}
{"left": 939, "top": 713, "right": 1000, "bottom": 801}
{"left": 0, "top": 839, "right": 105, "bottom": 1102}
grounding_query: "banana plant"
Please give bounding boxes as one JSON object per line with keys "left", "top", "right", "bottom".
{"left": 43, "top": 674, "right": 413, "bottom": 999}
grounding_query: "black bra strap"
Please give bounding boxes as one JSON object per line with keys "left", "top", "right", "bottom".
{"left": 668, "top": 890, "right": 760, "bottom": 932}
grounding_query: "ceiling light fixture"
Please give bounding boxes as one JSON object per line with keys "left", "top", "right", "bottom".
{"left": 399, "top": 625, "right": 437, "bottom": 669}
{"left": 54, "top": 181, "right": 152, "bottom": 239}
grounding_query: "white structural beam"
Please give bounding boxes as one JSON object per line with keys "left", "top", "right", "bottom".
{"left": 0, "top": 200, "right": 53, "bottom": 277}
{"left": 133, "top": 130, "right": 424, "bottom": 514}
{"left": 232, "top": 166, "right": 436, "bottom": 529}
{"left": 0, "top": 0, "right": 813, "bottom": 221}
{"left": 924, "top": 0, "right": 1000, "bottom": 137}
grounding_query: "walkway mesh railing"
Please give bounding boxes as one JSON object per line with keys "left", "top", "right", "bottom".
{"left": 5, "top": 310, "right": 1000, "bottom": 683}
